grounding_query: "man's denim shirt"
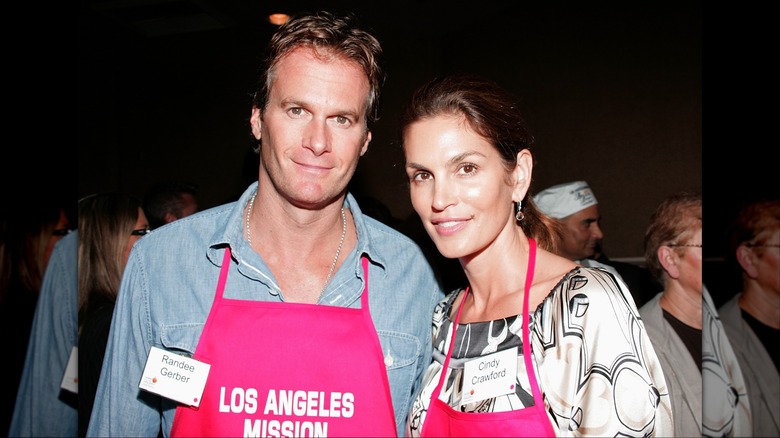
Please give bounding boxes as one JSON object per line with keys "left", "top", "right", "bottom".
{"left": 9, "top": 231, "right": 78, "bottom": 437}
{"left": 87, "top": 183, "right": 444, "bottom": 437}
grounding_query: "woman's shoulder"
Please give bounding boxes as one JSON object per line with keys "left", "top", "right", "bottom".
{"left": 541, "top": 265, "right": 637, "bottom": 316}
{"left": 431, "top": 288, "right": 463, "bottom": 332}
{"left": 434, "top": 288, "right": 461, "bottom": 314}
{"left": 557, "top": 265, "right": 629, "bottom": 294}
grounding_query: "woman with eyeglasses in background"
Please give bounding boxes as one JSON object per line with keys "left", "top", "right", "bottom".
{"left": 76, "top": 192, "right": 149, "bottom": 437}
{"left": 719, "top": 198, "right": 780, "bottom": 437}
{"left": 639, "top": 192, "right": 753, "bottom": 437}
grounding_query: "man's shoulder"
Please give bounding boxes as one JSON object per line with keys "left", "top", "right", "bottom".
{"left": 128, "top": 202, "right": 236, "bottom": 262}
{"left": 359, "top": 215, "right": 442, "bottom": 294}
{"left": 145, "top": 203, "right": 233, "bottom": 237}
{"left": 361, "top": 214, "right": 420, "bottom": 249}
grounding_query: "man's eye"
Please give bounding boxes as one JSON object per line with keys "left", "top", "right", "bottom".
{"left": 336, "top": 116, "right": 349, "bottom": 125}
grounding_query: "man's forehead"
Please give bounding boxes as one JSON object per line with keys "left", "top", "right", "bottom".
{"left": 565, "top": 205, "right": 600, "bottom": 222}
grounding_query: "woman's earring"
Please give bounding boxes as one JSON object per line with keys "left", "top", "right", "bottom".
{"left": 515, "top": 201, "right": 525, "bottom": 222}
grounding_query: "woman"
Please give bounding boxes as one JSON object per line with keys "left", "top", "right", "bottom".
{"left": 1, "top": 202, "right": 72, "bottom": 435}
{"left": 77, "top": 192, "right": 149, "bottom": 437}
{"left": 719, "top": 198, "right": 780, "bottom": 436}
{"left": 638, "top": 192, "right": 747, "bottom": 436}
{"left": 400, "top": 74, "right": 673, "bottom": 436}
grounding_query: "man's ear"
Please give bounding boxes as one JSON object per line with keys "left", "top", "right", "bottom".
{"left": 360, "top": 131, "right": 371, "bottom": 157}
{"left": 512, "top": 150, "right": 533, "bottom": 203}
{"left": 658, "top": 246, "right": 680, "bottom": 279}
{"left": 736, "top": 244, "right": 759, "bottom": 278}
{"left": 250, "top": 107, "right": 263, "bottom": 141}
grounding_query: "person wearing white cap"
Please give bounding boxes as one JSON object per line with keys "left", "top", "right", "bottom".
{"left": 534, "top": 181, "right": 661, "bottom": 307}
{"left": 533, "top": 180, "right": 602, "bottom": 262}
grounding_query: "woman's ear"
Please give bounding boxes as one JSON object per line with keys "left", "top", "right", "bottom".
{"left": 736, "top": 244, "right": 759, "bottom": 278}
{"left": 512, "top": 150, "right": 533, "bottom": 202}
{"left": 658, "top": 246, "right": 680, "bottom": 279}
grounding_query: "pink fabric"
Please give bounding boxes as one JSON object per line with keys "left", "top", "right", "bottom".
{"left": 420, "top": 238, "right": 555, "bottom": 437}
{"left": 171, "top": 249, "right": 396, "bottom": 437}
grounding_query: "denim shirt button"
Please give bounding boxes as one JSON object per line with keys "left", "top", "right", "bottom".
{"left": 384, "top": 352, "right": 394, "bottom": 367}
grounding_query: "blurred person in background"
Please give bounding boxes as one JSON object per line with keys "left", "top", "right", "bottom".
{"left": 719, "top": 198, "right": 779, "bottom": 437}
{"left": 639, "top": 192, "right": 751, "bottom": 436}
{"left": 9, "top": 229, "right": 78, "bottom": 437}
{"left": 142, "top": 180, "right": 200, "bottom": 230}
{"left": 77, "top": 193, "right": 149, "bottom": 437}
{"left": 1, "top": 199, "right": 72, "bottom": 435}
{"left": 640, "top": 192, "right": 704, "bottom": 436}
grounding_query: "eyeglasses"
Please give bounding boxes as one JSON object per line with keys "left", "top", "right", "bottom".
{"left": 667, "top": 243, "right": 702, "bottom": 248}
{"left": 131, "top": 227, "right": 151, "bottom": 236}
{"left": 52, "top": 228, "right": 73, "bottom": 236}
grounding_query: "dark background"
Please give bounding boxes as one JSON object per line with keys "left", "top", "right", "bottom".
{"left": 79, "top": 1, "right": 701, "bottom": 254}
{"left": 71, "top": 1, "right": 771, "bottom": 305}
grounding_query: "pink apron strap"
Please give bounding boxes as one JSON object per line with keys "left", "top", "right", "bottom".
{"left": 360, "top": 256, "right": 370, "bottom": 309}
{"left": 430, "top": 285, "right": 470, "bottom": 403}
{"left": 216, "top": 247, "right": 231, "bottom": 300}
{"left": 522, "top": 239, "right": 543, "bottom": 410}
{"left": 523, "top": 239, "right": 555, "bottom": 436}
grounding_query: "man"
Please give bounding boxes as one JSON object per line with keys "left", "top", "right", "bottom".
{"left": 142, "top": 180, "right": 200, "bottom": 230}
{"left": 86, "top": 11, "right": 443, "bottom": 437}
{"left": 534, "top": 180, "right": 660, "bottom": 307}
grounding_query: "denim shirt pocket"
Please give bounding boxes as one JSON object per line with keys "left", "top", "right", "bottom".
{"left": 159, "top": 323, "right": 205, "bottom": 358}
{"left": 376, "top": 330, "right": 421, "bottom": 418}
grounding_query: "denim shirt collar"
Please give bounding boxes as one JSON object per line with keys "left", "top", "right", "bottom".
{"left": 204, "top": 182, "right": 389, "bottom": 284}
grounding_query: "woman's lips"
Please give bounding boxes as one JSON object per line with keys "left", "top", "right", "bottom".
{"left": 431, "top": 218, "right": 468, "bottom": 236}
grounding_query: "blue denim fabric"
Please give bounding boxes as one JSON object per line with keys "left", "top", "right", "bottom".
{"left": 86, "top": 183, "right": 444, "bottom": 437}
{"left": 9, "top": 230, "right": 78, "bottom": 437}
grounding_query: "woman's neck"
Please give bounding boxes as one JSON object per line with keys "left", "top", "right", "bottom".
{"left": 659, "top": 283, "right": 702, "bottom": 329}
{"left": 739, "top": 282, "right": 780, "bottom": 329}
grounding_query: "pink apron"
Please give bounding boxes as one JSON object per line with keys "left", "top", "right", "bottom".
{"left": 171, "top": 248, "right": 397, "bottom": 437}
{"left": 420, "top": 238, "right": 555, "bottom": 437}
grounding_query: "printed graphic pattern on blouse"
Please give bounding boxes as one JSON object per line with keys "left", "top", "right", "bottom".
{"left": 406, "top": 267, "right": 674, "bottom": 437}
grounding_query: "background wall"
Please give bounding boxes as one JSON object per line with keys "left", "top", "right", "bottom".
{"left": 79, "top": 1, "right": 702, "bottom": 259}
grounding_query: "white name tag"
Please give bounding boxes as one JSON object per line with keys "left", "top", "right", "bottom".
{"left": 139, "top": 346, "right": 210, "bottom": 407}
{"left": 60, "top": 346, "right": 78, "bottom": 394}
{"left": 460, "top": 347, "right": 517, "bottom": 406}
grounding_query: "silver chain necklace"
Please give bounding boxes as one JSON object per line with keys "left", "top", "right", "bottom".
{"left": 245, "top": 192, "right": 347, "bottom": 297}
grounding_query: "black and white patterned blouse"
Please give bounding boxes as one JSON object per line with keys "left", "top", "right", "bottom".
{"left": 406, "top": 266, "right": 674, "bottom": 437}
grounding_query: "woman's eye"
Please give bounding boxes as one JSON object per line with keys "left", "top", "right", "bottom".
{"left": 412, "top": 172, "right": 431, "bottom": 182}
{"left": 459, "top": 163, "right": 477, "bottom": 175}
